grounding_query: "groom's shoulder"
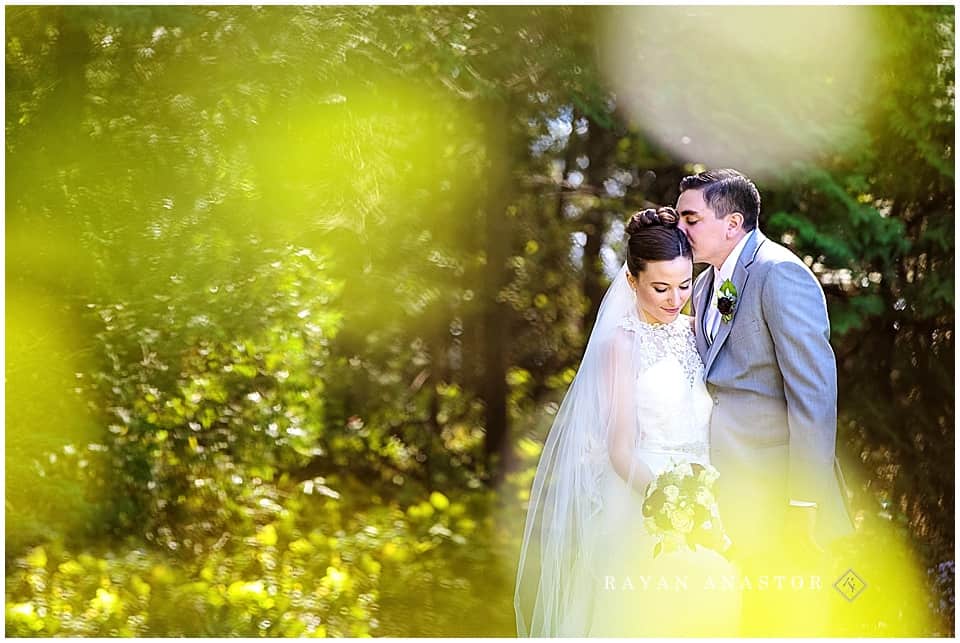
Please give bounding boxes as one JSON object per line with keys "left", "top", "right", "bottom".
{"left": 756, "top": 234, "right": 802, "bottom": 263}
{"left": 754, "top": 234, "right": 823, "bottom": 289}
{"left": 754, "top": 235, "right": 812, "bottom": 273}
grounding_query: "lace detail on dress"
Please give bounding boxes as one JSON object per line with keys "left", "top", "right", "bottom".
{"left": 637, "top": 439, "right": 709, "bottom": 458}
{"left": 618, "top": 312, "right": 703, "bottom": 388}
{"left": 581, "top": 430, "right": 609, "bottom": 518}
{"left": 617, "top": 310, "right": 712, "bottom": 453}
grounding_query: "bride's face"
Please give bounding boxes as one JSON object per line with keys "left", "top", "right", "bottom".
{"left": 629, "top": 256, "right": 693, "bottom": 324}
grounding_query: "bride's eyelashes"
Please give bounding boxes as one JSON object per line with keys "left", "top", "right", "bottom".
{"left": 654, "top": 284, "right": 691, "bottom": 293}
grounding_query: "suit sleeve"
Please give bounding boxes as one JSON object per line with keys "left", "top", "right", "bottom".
{"left": 761, "top": 261, "right": 838, "bottom": 507}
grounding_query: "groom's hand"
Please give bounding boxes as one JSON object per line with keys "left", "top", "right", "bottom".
{"left": 784, "top": 505, "right": 824, "bottom": 555}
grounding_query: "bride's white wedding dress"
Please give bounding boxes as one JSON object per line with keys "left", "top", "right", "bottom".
{"left": 515, "top": 263, "right": 742, "bottom": 637}
{"left": 562, "top": 312, "right": 741, "bottom": 636}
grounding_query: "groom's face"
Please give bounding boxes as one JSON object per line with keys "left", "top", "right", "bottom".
{"left": 677, "top": 188, "right": 729, "bottom": 267}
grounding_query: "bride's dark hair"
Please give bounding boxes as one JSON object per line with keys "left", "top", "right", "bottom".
{"left": 625, "top": 206, "right": 693, "bottom": 276}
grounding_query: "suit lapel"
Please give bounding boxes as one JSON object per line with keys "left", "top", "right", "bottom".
{"left": 702, "top": 230, "right": 766, "bottom": 377}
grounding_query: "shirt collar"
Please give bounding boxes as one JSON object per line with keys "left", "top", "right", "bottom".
{"left": 713, "top": 229, "right": 756, "bottom": 289}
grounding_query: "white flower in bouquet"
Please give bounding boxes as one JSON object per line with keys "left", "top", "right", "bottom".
{"left": 669, "top": 507, "right": 696, "bottom": 534}
{"left": 695, "top": 487, "right": 715, "bottom": 507}
{"left": 697, "top": 464, "right": 720, "bottom": 485}
{"left": 664, "top": 484, "right": 680, "bottom": 502}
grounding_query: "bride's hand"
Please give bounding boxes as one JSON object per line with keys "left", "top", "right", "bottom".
{"left": 629, "top": 461, "right": 656, "bottom": 496}
{"left": 608, "top": 446, "right": 655, "bottom": 496}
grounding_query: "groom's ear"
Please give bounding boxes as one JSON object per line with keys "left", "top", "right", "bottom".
{"left": 727, "top": 212, "right": 745, "bottom": 233}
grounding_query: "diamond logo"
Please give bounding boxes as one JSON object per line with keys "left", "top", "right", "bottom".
{"left": 834, "top": 568, "right": 867, "bottom": 602}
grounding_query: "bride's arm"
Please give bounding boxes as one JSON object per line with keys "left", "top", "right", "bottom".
{"left": 610, "top": 425, "right": 656, "bottom": 495}
{"left": 602, "top": 331, "right": 656, "bottom": 494}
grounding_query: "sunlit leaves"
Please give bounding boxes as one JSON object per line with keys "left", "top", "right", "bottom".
{"left": 71, "top": 245, "right": 344, "bottom": 549}
{"left": 429, "top": 491, "right": 451, "bottom": 511}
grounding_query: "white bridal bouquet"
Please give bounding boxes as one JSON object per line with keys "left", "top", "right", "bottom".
{"left": 641, "top": 461, "right": 733, "bottom": 558}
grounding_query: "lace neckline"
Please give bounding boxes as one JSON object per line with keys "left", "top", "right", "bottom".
{"left": 618, "top": 308, "right": 703, "bottom": 388}
{"left": 620, "top": 308, "right": 688, "bottom": 333}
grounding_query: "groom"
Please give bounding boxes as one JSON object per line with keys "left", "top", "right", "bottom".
{"left": 677, "top": 169, "right": 854, "bottom": 634}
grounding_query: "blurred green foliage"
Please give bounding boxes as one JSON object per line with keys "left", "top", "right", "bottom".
{"left": 5, "top": 5, "right": 953, "bottom": 636}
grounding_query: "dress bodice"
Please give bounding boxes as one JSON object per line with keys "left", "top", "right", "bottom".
{"left": 618, "top": 312, "right": 713, "bottom": 460}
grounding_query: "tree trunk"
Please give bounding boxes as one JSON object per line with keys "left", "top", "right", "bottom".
{"left": 480, "top": 101, "right": 515, "bottom": 485}
{"left": 582, "top": 209, "right": 605, "bottom": 333}
{"left": 581, "top": 116, "right": 616, "bottom": 334}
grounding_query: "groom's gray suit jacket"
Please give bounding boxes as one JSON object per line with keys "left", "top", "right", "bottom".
{"left": 692, "top": 229, "right": 854, "bottom": 552}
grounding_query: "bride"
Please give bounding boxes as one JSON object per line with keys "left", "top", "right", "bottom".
{"left": 515, "top": 207, "right": 740, "bottom": 637}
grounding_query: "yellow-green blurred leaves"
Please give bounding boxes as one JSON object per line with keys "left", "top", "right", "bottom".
{"left": 517, "top": 437, "right": 543, "bottom": 459}
{"left": 58, "top": 559, "right": 85, "bottom": 576}
{"left": 6, "top": 287, "right": 101, "bottom": 551}
{"left": 429, "top": 491, "right": 451, "bottom": 511}
{"left": 506, "top": 367, "right": 531, "bottom": 388}
{"left": 250, "top": 78, "right": 479, "bottom": 237}
{"left": 26, "top": 547, "right": 48, "bottom": 569}
{"left": 360, "top": 553, "right": 382, "bottom": 577}
{"left": 256, "top": 524, "right": 279, "bottom": 547}
{"left": 545, "top": 367, "right": 577, "bottom": 389}
{"left": 5, "top": 507, "right": 396, "bottom": 636}
{"left": 407, "top": 501, "right": 435, "bottom": 519}
{"left": 289, "top": 537, "right": 315, "bottom": 556}
{"left": 89, "top": 588, "right": 120, "bottom": 616}
{"left": 150, "top": 564, "right": 176, "bottom": 585}
{"left": 380, "top": 541, "right": 410, "bottom": 564}
{"left": 6, "top": 602, "right": 45, "bottom": 632}
{"left": 321, "top": 565, "right": 350, "bottom": 594}
{"left": 227, "top": 579, "right": 268, "bottom": 604}
{"left": 130, "top": 575, "right": 152, "bottom": 598}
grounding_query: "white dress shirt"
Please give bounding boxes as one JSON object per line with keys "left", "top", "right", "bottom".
{"left": 706, "top": 231, "right": 754, "bottom": 342}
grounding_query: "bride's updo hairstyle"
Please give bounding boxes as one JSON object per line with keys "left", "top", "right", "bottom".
{"left": 625, "top": 206, "right": 693, "bottom": 277}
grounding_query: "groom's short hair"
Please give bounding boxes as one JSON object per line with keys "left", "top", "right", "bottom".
{"left": 679, "top": 169, "right": 761, "bottom": 231}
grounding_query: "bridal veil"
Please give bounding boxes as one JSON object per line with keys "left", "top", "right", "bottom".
{"left": 514, "top": 261, "right": 653, "bottom": 636}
